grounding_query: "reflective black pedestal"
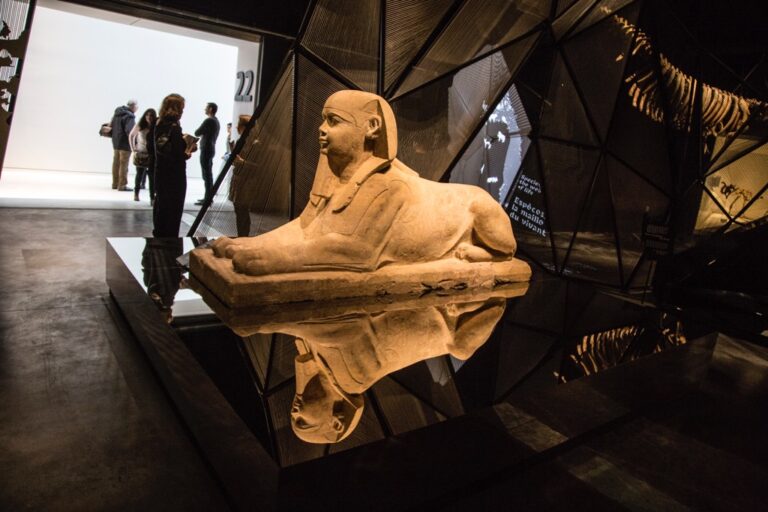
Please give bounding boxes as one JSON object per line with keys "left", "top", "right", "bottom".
{"left": 107, "top": 237, "right": 718, "bottom": 511}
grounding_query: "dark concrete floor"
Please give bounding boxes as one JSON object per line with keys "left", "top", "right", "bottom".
{"left": 447, "top": 334, "right": 768, "bottom": 511}
{"left": 0, "top": 208, "right": 228, "bottom": 511}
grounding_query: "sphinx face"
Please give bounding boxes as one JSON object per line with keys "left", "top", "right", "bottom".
{"left": 318, "top": 107, "right": 366, "bottom": 161}
{"left": 291, "top": 372, "right": 358, "bottom": 443}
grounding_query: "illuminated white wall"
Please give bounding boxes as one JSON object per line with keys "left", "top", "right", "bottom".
{"left": 4, "top": 7, "right": 239, "bottom": 177}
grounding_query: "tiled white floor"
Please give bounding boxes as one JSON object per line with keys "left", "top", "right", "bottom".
{"left": 0, "top": 168, "right": 208, "bottom": 210}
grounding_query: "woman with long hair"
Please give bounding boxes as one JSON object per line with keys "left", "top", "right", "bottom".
{"left": 128, "top": 108, "right": 157, "bottom": 203}
{"left": 153, "top": 93, "right": 195, "bottom": 237}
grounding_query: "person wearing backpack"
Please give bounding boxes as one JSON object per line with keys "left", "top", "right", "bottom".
{"left": 110, "top": 99, "right": 138, "bottom": 191}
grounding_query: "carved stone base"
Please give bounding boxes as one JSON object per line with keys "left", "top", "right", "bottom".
{"left": 189, "top": 247, "right": 532, "bottom": 309}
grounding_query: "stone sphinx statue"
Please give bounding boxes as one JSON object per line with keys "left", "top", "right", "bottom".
{"left": 191, "top": 90, "right": 529, "bottom": 306}
{"left": 211, "top": 90, "right": 521, "bottom": 272}
{"left": 277, "top": 297, "right": 507, "bottom": 443}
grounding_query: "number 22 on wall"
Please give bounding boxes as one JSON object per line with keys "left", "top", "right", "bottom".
{"left": 235, "top": 70, "right": 254, "bottom": 102}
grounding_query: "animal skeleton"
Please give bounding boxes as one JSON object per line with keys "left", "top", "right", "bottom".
{"left": 555, "top": 320, "right": 686, "bottom": 383}
{"left": 610, "top": 10, "right": 766, "bottom": 137}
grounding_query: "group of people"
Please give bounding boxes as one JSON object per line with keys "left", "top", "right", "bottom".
{"left": 108, "top": 96, "right": 221, "bottom": 237}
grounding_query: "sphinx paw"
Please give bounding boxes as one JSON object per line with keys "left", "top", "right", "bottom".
{"left": 211, "top": 237, "right": 237, "bottom": 258}
{"left": 232, "top": 248, "right": 267, "bottom": 275}
{"left": 454, "top": 243, "right": 493, "bottom": 262}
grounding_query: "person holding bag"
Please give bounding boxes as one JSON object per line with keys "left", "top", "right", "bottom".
{"left": 129, "top": 108, "right": 157, "bottom": 203}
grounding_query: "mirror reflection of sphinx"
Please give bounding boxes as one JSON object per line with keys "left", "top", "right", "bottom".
{"left": 191, "top": 90, "right": 530, "bottom": 304}
{"left": 266, "top": 297, "right": 506, "bottom": 443}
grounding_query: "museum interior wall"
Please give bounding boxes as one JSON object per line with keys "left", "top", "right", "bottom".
{"left": 4, "top": 5, "right": 240, "bottom": 177}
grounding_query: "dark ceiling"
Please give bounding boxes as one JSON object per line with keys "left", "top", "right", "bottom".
{"left": 65, "top": 1, "right": 768, "bottom": 54}
{"left": 61, "top": 0, "right": 314, "bottom": 39}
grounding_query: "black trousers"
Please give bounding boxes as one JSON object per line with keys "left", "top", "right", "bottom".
{"left": 200, "top": 149, "right": 215, "bottom": 200}
{"left": 134, "top": 166, "right": 155, "bottom": 200}
{"left": 235, "top": 203, "right": 251, "bottom": 237}
{"left": 153, "top": 170, "right": 187, "bottom": 237}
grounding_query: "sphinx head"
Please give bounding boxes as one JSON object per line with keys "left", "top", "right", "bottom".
{"left": 319, "top": 90, "right": 397, "bottom": 165}
{"left": 291, "top": 350, "right": 364, "bottom": 443}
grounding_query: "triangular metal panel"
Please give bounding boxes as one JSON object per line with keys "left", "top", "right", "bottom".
{"left": 556, "top": 0, "right": 581, "bottom": 17}
{"left": 393, "top": 34, "right": 538, "bottom": 181}
{"left": 561, "top": 1, "right": 640, "bottom": 142}
{"left": 552, "top": 0, "right": 600, "bottom": 40}
{"left": 389, "top": 358, "right": 465, "bottom": 418}
{"left": 384, "top": 0, "right": 455, "bottom": 92}
{"left": 301, "top": 0, "right": 380, "bottom": 92}
{"left": 694, "top": 182, "right": 733, "bottom": 233}
{"left": 566, "top": 0, "right": 639, "bottom": 40}
{"left": 494, "top": 325, "right": 557, "bottom": 401}
{"left": 371, "top": 376, "right": 448, "bottom": 435}
{"left": 538, "top": 139, "right": 601, "bottom": 273}
{"left": 241, "top": 333, "right": 273, "bottom": 391}
{"left": 514, "top": 37, "right": 558, "bottom": 129}
{"left": 394, "top": 0, "right": 548, "bottom": 97}
{"left": 266, "top": 334, "right": 297, "bottom": 392}
{"left": 606, "top": 41, "right": 673, "bottom": 194}
{"left": 605, "top": 154, "right": 670, "bottom": 285}
{"left": 293, "top": 54, "right": 350, "bottom": 216}
{"left": 538, "top": 51, "right": 599, "bottom": 147}
{"left": 563, "top": 161, "right": 623, "bottom": 286}
{"left": 708, "top": 127, "right": 768, "bottom": 176}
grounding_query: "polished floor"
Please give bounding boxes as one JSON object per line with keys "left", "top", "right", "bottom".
{"left": 0, "top": 207, "right": 766, "bottom": 511}
{"left": 0, "top": 208, "right": 228, "bottom": 511}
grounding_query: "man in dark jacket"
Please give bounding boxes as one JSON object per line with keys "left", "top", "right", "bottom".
{"left": 194, "top": 102, "right": 220, "bottom": 205}
{"left": 111, "top": 100, "right": 137, "bottom": 191}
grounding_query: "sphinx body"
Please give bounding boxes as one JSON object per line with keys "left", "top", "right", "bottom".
{"left": 212, "top": 90, "right": 517, "bottom": 276}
